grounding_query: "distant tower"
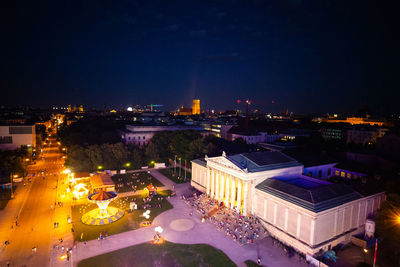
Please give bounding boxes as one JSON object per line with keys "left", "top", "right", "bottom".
{"left": 192, "top": 99, "right": 200, "bottom": 115}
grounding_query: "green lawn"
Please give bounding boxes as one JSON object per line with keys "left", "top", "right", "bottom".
{"left": 0, "top": 188, "right": 13, "bottom": 209}
{"left": 158, "top": 167, "right": 191, "bottom": 184}
{"left": 71, "top": 190, "right": 173, "bottom": 241}
{"left": 245, "top": 260, "right": 261, "bottom": 267}
{"left": 78, "top": 241, "right": 236, "bottom": 267}
{"left": 112, "top": 171, "right": 164, "bottom": 193}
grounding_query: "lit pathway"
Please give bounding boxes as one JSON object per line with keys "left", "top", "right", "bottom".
{"left": 70, "top": 171, "right": 308, "bottom": 267}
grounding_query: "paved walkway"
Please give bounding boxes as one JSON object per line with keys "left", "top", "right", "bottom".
{"left": 69, "top": 171, "right": 307, "bottom": 267}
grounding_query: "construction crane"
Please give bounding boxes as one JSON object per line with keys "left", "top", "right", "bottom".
{"left": 237, "top": 99, "right": 276, "bottom": 130}
{"left": 237, "top": 99, "right": 251, "bottom": 130}
{"left": 149, "top": 104, "right": 163, "bottom": 112}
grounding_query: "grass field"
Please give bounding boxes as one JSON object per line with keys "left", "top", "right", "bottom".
{"left": 158, "top": 167, "right": 191, "bottom": 184}
{"left": 78, "top": 241, "right": 236, "bottom": 267}
{"left": 245, "top": 259, "right": 261, "bottom": 267}
{"left": 71, "top": 190, "right": 173, "bottom": 241}
{"left": 111, "top": 171, "right": 164, "bottom": 193}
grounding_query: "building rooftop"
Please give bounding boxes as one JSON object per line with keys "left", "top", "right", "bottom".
{"left": 192, "top": 158, "right": 207, "bottom": 167}
{"left": 228, "top": 151, "right": 302, "bottom": 172}
{"left": 284, "top": 152, "right": 338, "bottom": 167}
{"left": 255, "top": 175, "right": 363, "bottom": 212}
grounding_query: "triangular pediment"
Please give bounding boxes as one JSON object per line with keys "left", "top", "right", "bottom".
{"left": 206, "top": 156, "right": 245, "bottom": 172}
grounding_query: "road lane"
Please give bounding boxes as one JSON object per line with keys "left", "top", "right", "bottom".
{"left": 0, "top": 138, "right": 66, "bottom": 266}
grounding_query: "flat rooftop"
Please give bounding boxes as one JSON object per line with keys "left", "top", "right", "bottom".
{"left": 256, "top": 175, "right": 363, "bottom": 212}
{"left": 228, "top": 151, "right": 302, "bottom": 172}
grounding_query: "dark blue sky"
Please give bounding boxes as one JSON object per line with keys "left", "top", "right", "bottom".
{"left": 1, "top": 0, "right": 399, "bottom": 113}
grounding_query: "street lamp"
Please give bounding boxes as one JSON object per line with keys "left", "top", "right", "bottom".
{"left": 97, "top": 166, "right": 103, "bottom": 170}
{"left": 363, "top": 248, "right": 368, "bottom": 263}
{"left": 155, "top": 226, "right": 163, "bottom": 234}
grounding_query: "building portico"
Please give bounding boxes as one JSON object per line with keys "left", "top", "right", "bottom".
{"left": 191, "top": 151, "right": 303, "bottom": 215}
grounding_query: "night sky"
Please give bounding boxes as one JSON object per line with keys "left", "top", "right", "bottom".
{"left": 1, "top": 0, "right": 399, "bottom": 114}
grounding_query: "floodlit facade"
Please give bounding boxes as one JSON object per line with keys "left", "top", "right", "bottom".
{"left": 192, "top": 99, "right": 200, "bottom": 115}
{"left": 0, "top": 125, "right": 36, "bottom": 150}
{"left": 191, "top": 151, "right": 385, "bottom": 255}
{"left": 120, "top": 125, "right": 205, "bottom": 147}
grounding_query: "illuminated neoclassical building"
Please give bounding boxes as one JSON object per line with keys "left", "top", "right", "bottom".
{"left": 192, "top": 151, "right": 303, "bottom": 215}
{"left": 191, "top": 151, "right": 385, "bottom": 255}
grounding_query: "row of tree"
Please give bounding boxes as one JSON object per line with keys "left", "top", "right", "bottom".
{"left": 0, "top": 148, "right": 27, "bottom": 183}
{"left": 65, "top": 143, "right": 144, "bottom": 172}
{"left": 145, "top": 130, "right": 214, "bottom": 163}
{"left": 63, "top": 131, "right": 217, "bottom": 172}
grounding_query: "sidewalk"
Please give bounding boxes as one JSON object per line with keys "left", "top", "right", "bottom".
{"left": 0, "top": 181, "right": 33, "bottom": 253}
{"left": 49, "top": 173, "right": 74, "bottom": 267}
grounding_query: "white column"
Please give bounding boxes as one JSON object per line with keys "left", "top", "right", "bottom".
{"left": 215, "top": 171, "right": 220, "bottom": 201}
{"left": 237, "top": 179, "right": 242, "bottom": 213}
{"left": 284, "top": 208, "right": 288, "bottom": 230}
{"left": 225, "top": 174, "right": 230, "bottom": 207}
{"left": 210, "top": 169, "right": 214, "bottom": 198}
{"left": 310, "top": 219, "right": 316, "bottom": 245}
{"left": 296, "top": 213, "right": 301, "bottom": 238}
{"left": 230, "top": 176, "right": 235, "bottom": 209}
{"left": 243, "top": 181, "right": 248, "bottom": 216}
{"left": 334, "top": 210, "right": 338, "bottom": 235}
{"left": 220, "top": 172, "right": 224, "bottom": 202}
{"left": 263, "top": 199, "right": 267, "bottom": 220}
{"left": 206, "top": 168, "right": 211, "bottom": 195}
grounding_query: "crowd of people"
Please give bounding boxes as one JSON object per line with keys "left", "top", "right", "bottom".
{"left": 185, "top": 193, "right": 268, "bottom": 245}
{"left": 115, "top": 172, "right": 154, "bottom": 193}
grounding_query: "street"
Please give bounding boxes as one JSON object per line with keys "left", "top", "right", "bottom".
{"left": 0, "top": 137, "right": 71, "bottom": 267}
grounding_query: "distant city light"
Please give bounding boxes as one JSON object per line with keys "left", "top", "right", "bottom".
{"left": 127, "top": 107, "right": 133, "bottom": 112}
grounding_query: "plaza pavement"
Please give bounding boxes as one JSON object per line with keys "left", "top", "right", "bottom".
{"left": 70, "top": 169, "right": 308, "bottom": 267}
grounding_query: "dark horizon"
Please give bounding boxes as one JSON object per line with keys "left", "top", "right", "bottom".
{"left": 1, "top": 0, "right": 399, "bottom": 114}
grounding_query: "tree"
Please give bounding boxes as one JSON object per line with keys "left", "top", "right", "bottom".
{"left": 188, "top": 138, "right": 208, "bottom": 160}
{"left": 130, "top": 148, "right": 143, "bottom": 169}
{"left": 65, "top": 145, "right": 92, "bottom": 172}
{"left": 145, "top": 143, "right": 160, "bottom": 163}
{"left": 0, "top": 149, "right": 26, "bottom": 182}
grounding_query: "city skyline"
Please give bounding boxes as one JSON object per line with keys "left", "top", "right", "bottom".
{"left": 1, "top": 1, "right": 399, "bottom": 113}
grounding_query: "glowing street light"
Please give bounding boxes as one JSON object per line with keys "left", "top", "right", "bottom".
{"left": 125, "top": 162, "right": 131, "bottom": 167}
{"left": 155, "top": 226, "right": 163, "bottom": 234}
{"left": 63, "top": 169, "right": 71, "bottom": 174}
{"left": 97, "top": 166, "right": 103, "bottom": 170}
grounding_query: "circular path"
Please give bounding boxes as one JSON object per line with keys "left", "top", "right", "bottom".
{"left": 169, "top": 219, "right": 195, "bottom": 231}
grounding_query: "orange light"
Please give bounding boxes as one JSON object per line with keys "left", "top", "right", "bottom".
{"left": 60, "top": 254, "right": 67, "bottom": 260}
